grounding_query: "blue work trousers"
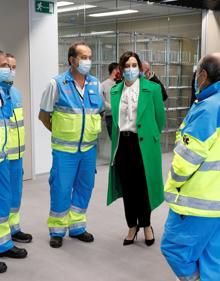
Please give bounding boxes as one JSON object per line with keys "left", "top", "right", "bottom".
{"left": 0, "top": 159, "right": 14, "bottom": 253}
{"left": 161, "top": 209, "right": 220, "bottom": 281}
{"left": 8, "top": 159, "right": 23, "bottom": 234}
{"left": 48, "top": 147, "right": 96, "bottom": 237}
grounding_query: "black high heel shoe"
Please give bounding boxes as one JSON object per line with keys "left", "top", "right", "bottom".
{"left": 145, "top": 226, "right": 155, "bottom": 246}
{"left": 123, "top": 226, "right": 140, "bottom": 246}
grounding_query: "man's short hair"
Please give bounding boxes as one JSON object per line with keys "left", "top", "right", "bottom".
{"left": 198, "top": 54, "right": 220, "bottom": 84}
{"left": 6, "top": 53, "right": 15, "bottom": 59}
{"left": 68, "top": 41, "right": 90, "bottom": 65}
{"left": 108, "top": 62, "right": 119, "bottom": 75}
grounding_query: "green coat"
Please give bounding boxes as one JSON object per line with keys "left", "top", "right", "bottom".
{"left": 107, "top": 77, "right": 166, "bottom": 210}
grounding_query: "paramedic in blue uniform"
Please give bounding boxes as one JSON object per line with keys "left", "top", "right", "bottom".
{"left": 0, "top": 51, "right": 27, "bottom": 273}
{"left": 39, "top": 42, "right": 103, "bottom": 248}
{"left": 6, "top": 53, "right": 32, "bottom": 243}
{"left": 161, "top": 53, "right": 220, "bottom": 281}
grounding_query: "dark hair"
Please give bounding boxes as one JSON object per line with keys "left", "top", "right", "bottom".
{"left": 0, "top": 50, "right": 5, "bottom": 56}
{"left": 119, "top": 51, "right": 142, "bottom": 74}
{"left": 6, "top": 53, "right": 15, "bottom": 59}
{"left": 198, "top": 54, "right": 220, "bottom": 83}
{"left": 68, "top": 41, "right": 90, "bottom": 65}
{"left": 108, "top": 62, "right": 119, "bottom": 75}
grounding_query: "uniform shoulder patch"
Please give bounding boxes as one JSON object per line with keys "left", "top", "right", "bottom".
{"left": 183, "top": 135, "right": 190, "bottom": 145}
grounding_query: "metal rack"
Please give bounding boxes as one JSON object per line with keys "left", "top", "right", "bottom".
{"left": 58, "top": 32, "right": 200, "bottom": 153}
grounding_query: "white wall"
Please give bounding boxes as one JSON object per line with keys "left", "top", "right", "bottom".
{"left": 0, "top": 0, "right": 32, "bottom": 179}
{"left": 202, "top": 10, "right": 220, "bottom": 56}
{"left": 29, "top": 0, "right": 58, "bottom": 175}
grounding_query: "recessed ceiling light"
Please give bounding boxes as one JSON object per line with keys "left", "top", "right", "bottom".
{"left": 58, "top": 4, "right": 96, "bottom": 13}
{"left": 57, "top": 1, "right": 74, "bottom": 8}
{"left": 89, "top": 9, "right": 138, "bottom": 17}
{"left": 90, "top": 31, "right": 114, "bottom": 35}
{"left": 161, "top": 0, "right": 177, "bottom": 2}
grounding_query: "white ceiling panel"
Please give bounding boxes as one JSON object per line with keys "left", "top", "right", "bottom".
{"left": 57, "top": 0, "right": 199, "bottom": 28}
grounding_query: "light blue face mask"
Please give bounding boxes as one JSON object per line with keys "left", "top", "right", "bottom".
{"left": 123, "top": 67, "right": 139, "bottom": 82}
{"left": 194, "top": 78, "right": 199, "bottom": 93}
{"left": 77, "top": 59, "right": 92, "bottom": 75}
{"left": 0, "top": 68, "right": 10, "bottom": 83}
{"left": 7, "top": 70, "right": 16, "bottom": 83}
{"left": 139, "top": 71, "right": 145, "bottom": 77}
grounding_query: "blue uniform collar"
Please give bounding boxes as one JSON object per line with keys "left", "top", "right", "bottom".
{"left": 64, "top": 68, "right": 91, "bottom": 83}
{"left": 0, "top": 81, "right": 12, "bottom": 91}
{"left": 196, "top": 81, "right": 220, "bottom": 101}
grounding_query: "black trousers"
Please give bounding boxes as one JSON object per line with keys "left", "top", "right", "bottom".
{"left": 115, "top": 132, "right": 151, "bottom": 228}
{"left": 105, "top": 115, "right": 112, "bottom": 140}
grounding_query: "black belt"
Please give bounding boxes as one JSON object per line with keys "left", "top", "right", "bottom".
{"left": 120, "top": 131, "right": 137, "bottom": 137}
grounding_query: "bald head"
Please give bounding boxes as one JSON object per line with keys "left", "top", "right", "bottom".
{"left": 197, "top": 53, "right": 220, "bottom": 84}
{"left": 142, "top": 61, "right": 151, "bottom": 79}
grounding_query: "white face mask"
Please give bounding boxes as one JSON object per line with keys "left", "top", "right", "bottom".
{"left": 77, "top": 59, "right": 92, "bottom": 75}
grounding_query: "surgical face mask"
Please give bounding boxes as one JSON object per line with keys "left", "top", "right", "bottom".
{"left": 123, "top": 67, "right": 139, "bottom": 82}
{"left": 77, "top": 59, "right": 92, "bottom": 75}
{"left": 139, "top": 71, "right": 145, "bottom": 77}
{"left": 7, "top": 70, "right": 16, "bottom": 83}
{"left": 0, "top": 67, "right": 10, "bottom": 83}
{"left": 194, "top": 77, "right": 199, "bottom": 93}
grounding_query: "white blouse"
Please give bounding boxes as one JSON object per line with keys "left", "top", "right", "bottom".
{"left": 119, "top": 78, "right": 140, "bottom": 133}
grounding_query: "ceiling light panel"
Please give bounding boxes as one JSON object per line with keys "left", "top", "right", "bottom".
{"left": 89, "top": 9, "right": 138, "bottom": 17}
{"left": 57, "top": 1, "right": 74, "bottom": 7}
{"left": 58, "top": 4, "right": 96, "bottom": 13}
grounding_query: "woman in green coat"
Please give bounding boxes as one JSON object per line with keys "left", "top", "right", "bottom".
{"left": 107, "top": 51, "right": 166, "bottom": 246}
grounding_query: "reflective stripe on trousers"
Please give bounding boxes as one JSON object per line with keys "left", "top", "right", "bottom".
{"left": 9, "top": 211, "right": 20, "bottom": 235}
{"left": 48, "top": 148, "right": 96, "bottom": 236}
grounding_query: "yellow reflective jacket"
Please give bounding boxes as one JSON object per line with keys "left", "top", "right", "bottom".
{"left": 165, "top": 81, "right": 220, "bottom": 217}
{"left": 7, "top": 87, "right": 25, "bottom": 160}
{"left": 51, "top": 70, "right": 103, "bottom": 153}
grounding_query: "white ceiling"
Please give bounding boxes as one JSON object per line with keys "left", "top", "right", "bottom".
{"left": 57, "top": 0, "right": 199, "bottom": 28}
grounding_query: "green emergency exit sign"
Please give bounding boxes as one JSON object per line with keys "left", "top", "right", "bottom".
{"left": 35, "top": 1, "right": 54, "bottom": 14}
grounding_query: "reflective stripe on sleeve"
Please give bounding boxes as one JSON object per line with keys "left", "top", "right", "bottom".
{"left": 0, "top": 217, "right": 8, "bottom": 224}
{"left": 165, "top": 192, "right": 220, "bottom": 211}
{"left": 174, "top": 141, "right": 205, "bottom": 165}
{"left": 198, "top": 161, "right": 220, "bottom": 171}
{"left": 170, "top": 166, "right": 191, "bottom": 182}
